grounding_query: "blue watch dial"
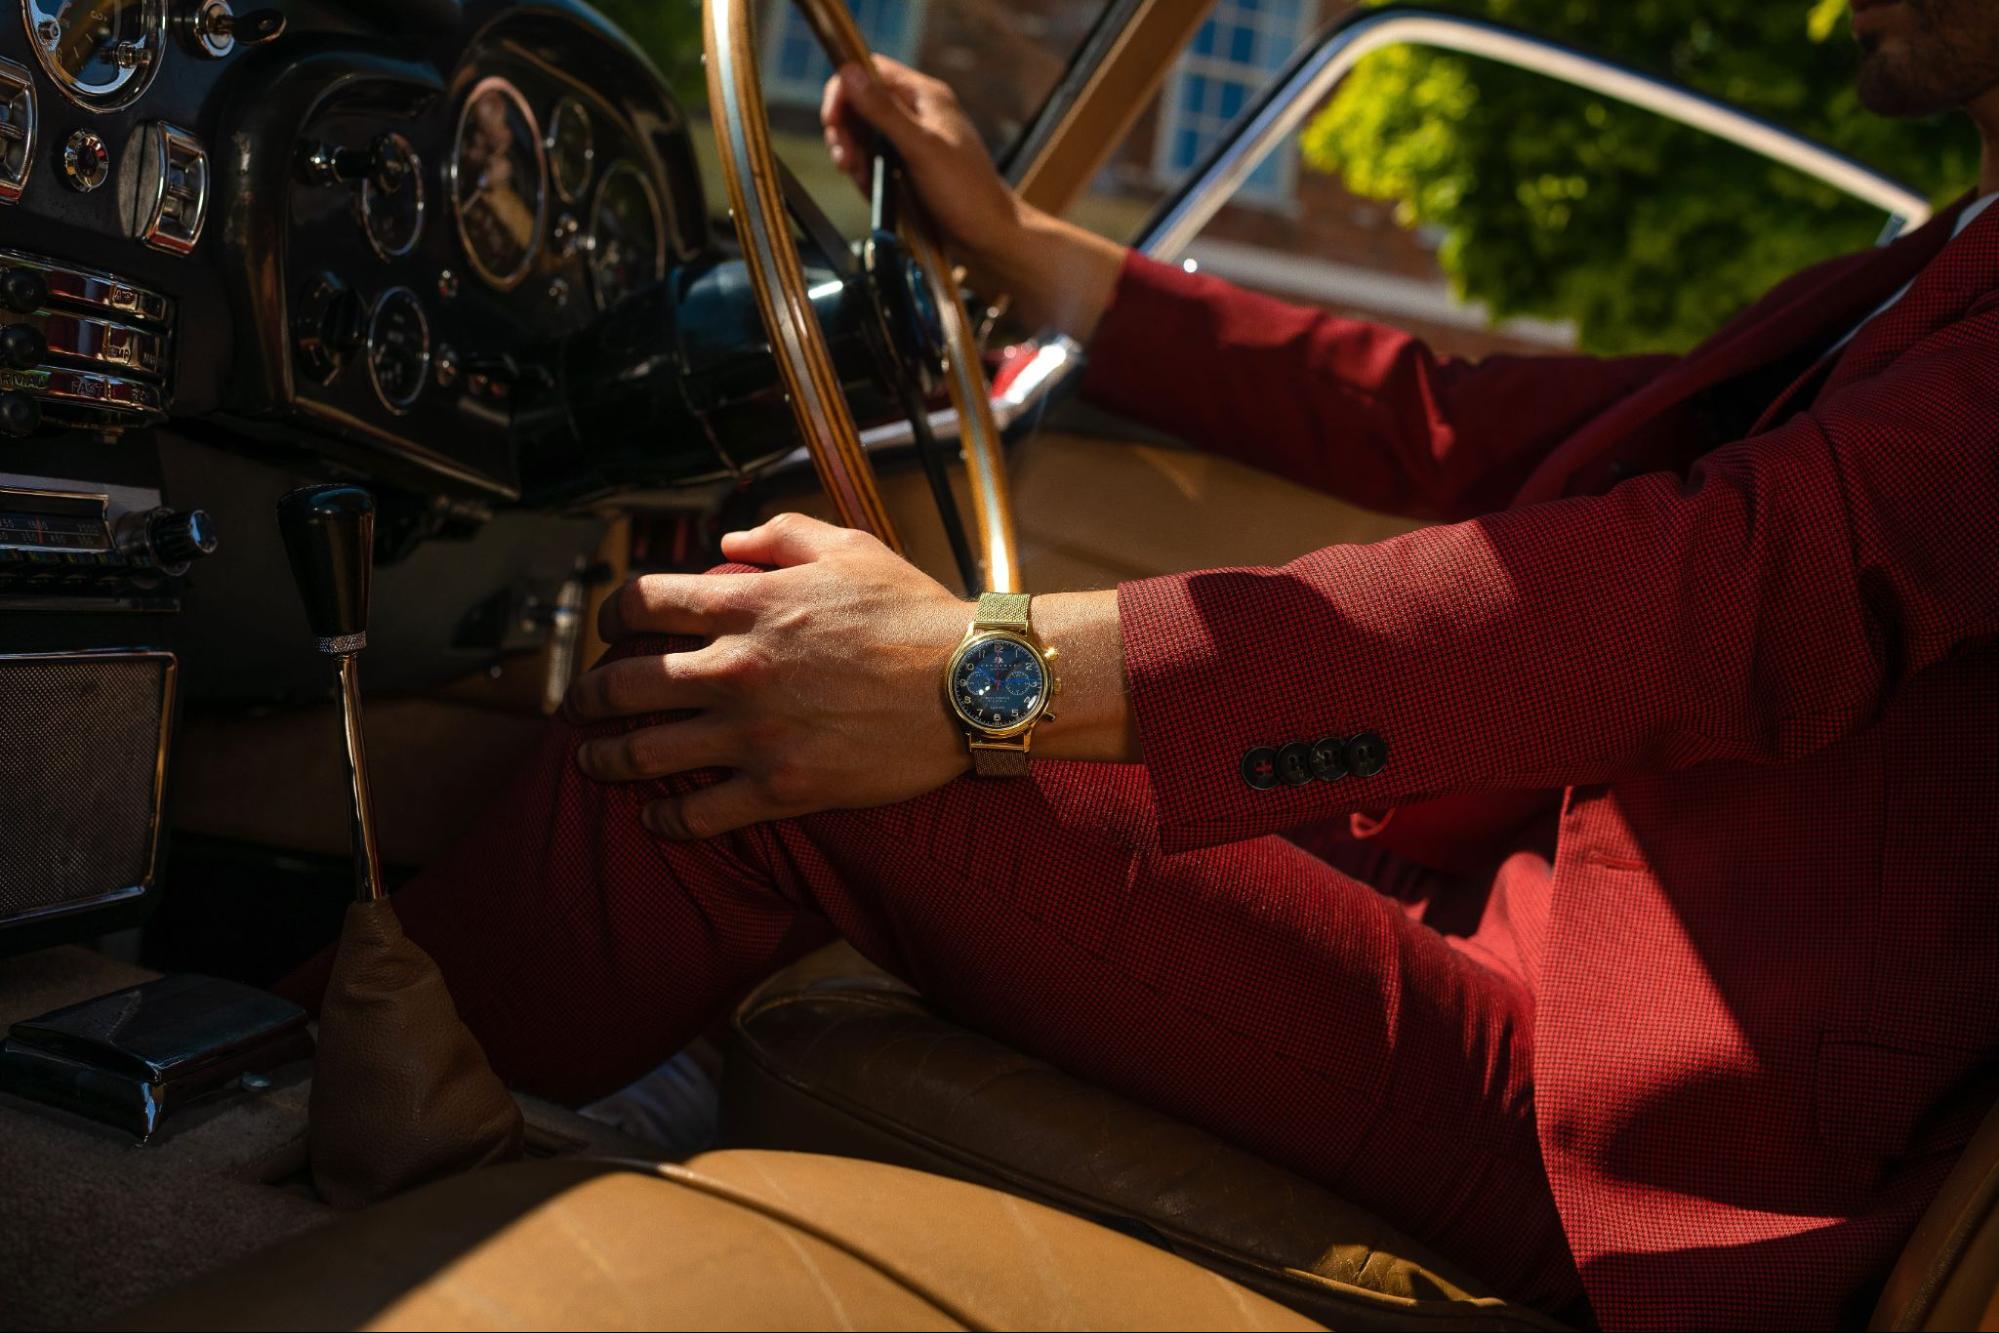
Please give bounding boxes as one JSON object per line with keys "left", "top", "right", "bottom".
{"left": 951, "top": 637, "right": 1046, "bottom": 731}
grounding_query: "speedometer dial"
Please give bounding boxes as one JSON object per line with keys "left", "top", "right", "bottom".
{"left": 448, "top": 77, "right": 546, "bottom": 291}
{"left": 22, "top": 0, "right": 167, "bottom": 110}
{"left": 588, "top": 162, "right": 665, "bottom": 312}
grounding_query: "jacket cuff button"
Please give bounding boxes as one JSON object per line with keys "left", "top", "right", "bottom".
{"left": 1310, "top": 736, "right": 1349, "bottom": 781}
{"left": 1240, "top": 746, "right": 1280, "bottom": 790}
{"left": 1346, "top": 731, "right": 1387, "bottom": 778}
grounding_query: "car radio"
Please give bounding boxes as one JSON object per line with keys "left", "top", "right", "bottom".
{"left": 0, "top": 472, "right": 215, "bottom": 611}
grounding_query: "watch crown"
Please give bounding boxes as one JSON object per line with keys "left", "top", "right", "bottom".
{"left": 1043, "top": 646, "right": 1060, "bottom": 660}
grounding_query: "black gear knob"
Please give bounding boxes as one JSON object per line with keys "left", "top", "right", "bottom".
{"left": 277, "top": 484, "right": 374, "bottom": 651}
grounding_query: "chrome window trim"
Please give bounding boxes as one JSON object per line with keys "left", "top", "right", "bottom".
{"left": 1139, "top": 5, "right": 1932, "bottom": 260}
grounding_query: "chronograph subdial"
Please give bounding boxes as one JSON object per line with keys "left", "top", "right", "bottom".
{"left": 365, "top": 287, "right": 430, "bottom": 413}
{"left": 946, "top": 633, "right": 1050, "bottom": 735}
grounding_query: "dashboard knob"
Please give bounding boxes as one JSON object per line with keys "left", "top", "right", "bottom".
{"left": 149, "top": 507, "right": 219, "bottom": 571}
{"left": 298, "top": 134, "right": 409, "bottom": 193}
{"left": 0, "top": 323, "right": 44, "bottom": 369}
{"left": 0, "top": 390, "right": 40, "bottom": 436}
{"left": 0, "top": 266, "right": 47, "bottom": 314}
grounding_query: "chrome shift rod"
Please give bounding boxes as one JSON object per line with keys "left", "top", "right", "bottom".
{"left": 277, "top": 484, "right": 385, "bottom": 903}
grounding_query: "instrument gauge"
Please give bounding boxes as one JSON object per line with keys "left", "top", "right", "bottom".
{"left": 358, "top": 133, "right": 425, "bottom": 259}
{"left": 545, "top": 96, "right": 593, "bottom": 205}
{"left": 448, "top": 76, "right": 546, "bottom": 291}
{"left": 22, "top": 0, "right": 167, "bottom": 110}
{"left": 588, "top": 162, "right": 666, "bottom": 312}
{"left": 366, "top": 286, "right": 430, "bottom": 413}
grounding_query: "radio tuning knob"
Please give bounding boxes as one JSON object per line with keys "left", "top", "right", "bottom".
{"left": 149, "top": 507, "right": 219, "bottom": 573}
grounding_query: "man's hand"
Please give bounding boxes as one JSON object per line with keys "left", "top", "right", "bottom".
{"left": 820, "top": 55, "right": 1126, "bottom": 339}
{"left": 566, "top": 513, "right": 972, "bottom": 839}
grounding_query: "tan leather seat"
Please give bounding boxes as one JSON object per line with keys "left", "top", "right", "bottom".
{"left": 725, "top": 945, "right": 1999, "bottom": 1333}
{"left": 721, "top": 944, "right": 1565, "bottom": 1332}
{"left": 111, "top": 1152, "right": 1321, "bottom": 1331}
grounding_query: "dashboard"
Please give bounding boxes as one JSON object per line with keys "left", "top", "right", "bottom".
{"left": 0, "top": 0, "right": 707, "bottom": 501}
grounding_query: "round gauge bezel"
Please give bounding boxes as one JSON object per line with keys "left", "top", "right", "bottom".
{"left": 587, "top": 160, "right": 667, "bottom": 312}
{"left": 446, "top": 75, "right": 548, "bottom": 292}
{"left": 357, "top": 132, "right": 426, "bottom": 261}
{"left": 21, "top": 0, "right": 168, "bottom": 111}
{"left": 943, "top": 630, "right": 1052, "bottom": 739}
{"left": 365, "top": 285, "right": 431, "bottom": 415}
{"left": 545, "top": 95, "right": 595, "bottom": 206}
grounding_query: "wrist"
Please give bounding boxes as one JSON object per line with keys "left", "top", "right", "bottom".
{"left": 978, "top": 205, "right": 1125, "bottom": 341}
{"left": 1017, "top": 589, "right": 1136, "bottom": 764}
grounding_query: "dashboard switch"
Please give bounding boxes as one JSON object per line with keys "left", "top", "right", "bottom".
{"left": 0, "top": 390, "right": 41, "bottom": 436}
{"left": 0, "top": 266, "right": 46, "bottom": 313}
{"left": 293, "top": 272, "right": 364, "bottom": 383}
{"left": 184, "top": 1, "right": 286, "bottom": 59}
{"left": 0, "top": 322, "right": 43, "bottom": 369}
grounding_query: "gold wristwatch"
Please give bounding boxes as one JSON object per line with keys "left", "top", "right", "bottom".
{"left": 943, "top": 592, "right": 1060, "bottom": 777}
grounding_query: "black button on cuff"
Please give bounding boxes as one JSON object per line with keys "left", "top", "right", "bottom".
{"left": 1276, "top": 741, "right": 1314, "bottom": 787}
{"left": 1309, "top": 736, "right": 1349, "bottom": 781}
{"left": 1241, "top": 746, "right": 1280, "bottom": 791}
{"left": 1345, "top": 730, "right": 1388, "bottom": 778}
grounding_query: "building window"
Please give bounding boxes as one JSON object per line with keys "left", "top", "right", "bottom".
{"left": 1154, "top": 0, "right": 1311, "bottom": 207}
{"left": 762, "top": 0, "right": 928, "bottom": 106}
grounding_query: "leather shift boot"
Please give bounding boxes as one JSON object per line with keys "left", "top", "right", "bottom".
{"left": 309, "top": 898, "right": 525, "bottom": 1209}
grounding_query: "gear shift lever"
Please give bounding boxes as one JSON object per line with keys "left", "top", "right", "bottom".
{"left": 276, "top": 483, "right": 523, "bottom": 1208}
{"left": 277, "top": 484, "right": 384, "bottom": 903}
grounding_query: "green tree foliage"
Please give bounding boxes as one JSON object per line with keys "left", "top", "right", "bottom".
{"left": 1299, "top": 1, "right": 1980, "bottom": 353}
{"left": 590, "top": 0, "right": 705, "bottom": 105}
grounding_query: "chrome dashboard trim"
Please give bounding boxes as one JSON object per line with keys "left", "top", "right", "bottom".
{"left": 0, "top": 246, "right": 171, "bottom": 325}
{"left": 446, "top": 74, "right": 548, "bottom": 292}
{"left": 41, "top": 310, "right": 167, "bottom": 378}
{"left": 21, "top": 0, "right": 168, "bottom": 112}
{"left": 130, "top": 121, "right": 210, "bottom": 255}
{"left": 587, "top": 159, "right": 666, "bottom": 312}
{"left": 0, "top": 55, "right": 34, "bottom": 203}
{"left": 0, "top": 364, "right": 164, "bottom": 416}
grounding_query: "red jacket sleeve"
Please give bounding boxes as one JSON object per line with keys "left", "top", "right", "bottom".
{"left": 1081, "top": 252, "right": 1675, "bottom": 521}
{"left": 1118, "top": 295, "right": 1999, "bottom": 854}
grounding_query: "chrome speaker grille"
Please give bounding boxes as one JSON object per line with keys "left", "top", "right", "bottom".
{"left": 0, "top": 651, "right": 174, "bottom": 928}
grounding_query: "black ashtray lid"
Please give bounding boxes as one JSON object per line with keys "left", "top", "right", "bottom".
{"left": 8, "top": 974, "right": 307, "bottom": 1082}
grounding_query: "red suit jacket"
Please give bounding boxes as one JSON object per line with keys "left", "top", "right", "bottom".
{"left": 1081, "top": 196, "right": 1999, "bottom": 1329}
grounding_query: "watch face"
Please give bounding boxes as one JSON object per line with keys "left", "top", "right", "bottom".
{"left": 949, "top": 635, "right": 1047, "bottom": 733}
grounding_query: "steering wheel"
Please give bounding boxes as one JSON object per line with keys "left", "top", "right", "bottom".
{"left": 703, "top": 0, "right": 1020, "bottom": 594}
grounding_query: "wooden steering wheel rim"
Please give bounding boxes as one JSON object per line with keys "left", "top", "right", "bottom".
{"left": 703, "top": 0, "right": 1022, "bottom": 593}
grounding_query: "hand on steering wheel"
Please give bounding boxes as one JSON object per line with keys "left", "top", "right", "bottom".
{"left": 704, "top": 0, "right": 1020, "bottom": 594}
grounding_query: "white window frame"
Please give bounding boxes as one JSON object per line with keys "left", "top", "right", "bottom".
{"left": 1152, "top": 0, "right": 1311, "bottom": 210}
{"left": 761, "top": 0, "right": 930, "bottom": 107}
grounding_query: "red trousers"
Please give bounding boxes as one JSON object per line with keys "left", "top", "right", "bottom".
{"left": 372, "top": 628, "right": 1588, "bottom": 1314}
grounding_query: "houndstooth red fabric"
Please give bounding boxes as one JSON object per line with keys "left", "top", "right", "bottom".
{"left": 283, "top": 196, "right": 1999, "bottom": 1330}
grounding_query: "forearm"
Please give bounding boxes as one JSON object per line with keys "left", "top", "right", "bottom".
{"left": 973, "top": 203, "right": 1126, "bottom": 342}
{"left": 1021, "top": 589, "right": 1140, "bottom": 764}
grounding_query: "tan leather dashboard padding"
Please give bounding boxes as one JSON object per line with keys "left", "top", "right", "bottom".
{"left": 722, "top": 943, "right": 1565, "bottom": 1332}
{"left": 111, "top": 1153, "right": 1321, "bottom": 1331}
{"left": 1871, "top": 1092, "right": 1999, "bottom": 1330}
